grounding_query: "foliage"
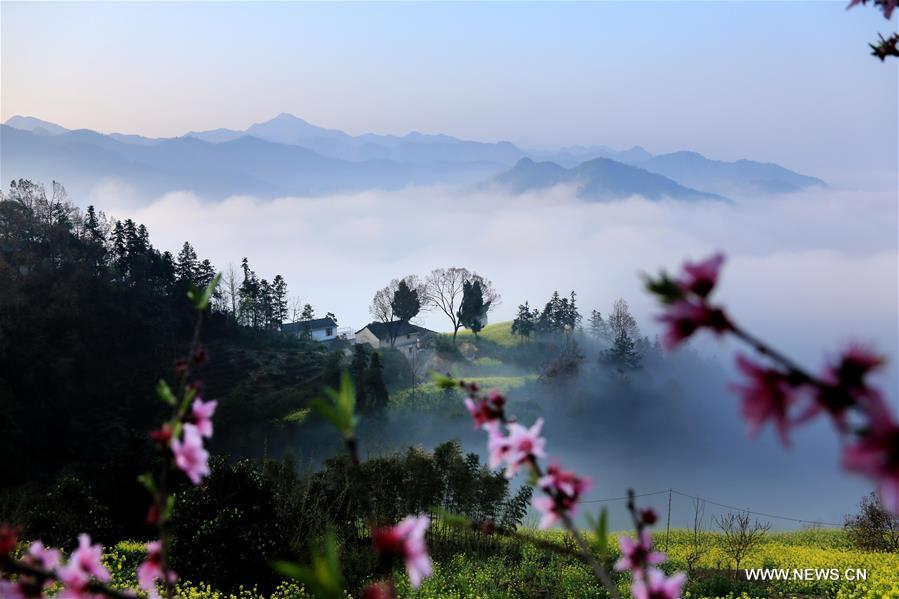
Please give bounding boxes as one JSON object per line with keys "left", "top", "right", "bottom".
{"left": 17, "top": 476, "right": 114, "bottom": 548}
{"left": 169, "top": 458, "right": 294, "bottom": 592}
{"left": 457, "top": 279, "right": 488, "bottom": 336}
{"left": 844, "top": 492, "right": 899, "bottom": 552}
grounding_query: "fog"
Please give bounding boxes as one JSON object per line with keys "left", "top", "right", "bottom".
{"left": 105, "top": 181, "right": 898, "bottom": 529}
{"left": 107, "top": 182, "right": 897, "bottom": 366}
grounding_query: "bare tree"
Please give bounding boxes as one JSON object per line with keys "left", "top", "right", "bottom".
{"left": 607, "top": 298, "right": 640, "bottom": 341}
{"left": 370, "top": 282, "right": 399, "bottom": 347}
{"left": 715, "top": 511, "right": 771, "bottom": 573}
{"left": 423, "top": 267, "right": 500, "bottom": 344}
{"left": 223, "top": 263, "right": 241, "bottom": 316}
{"left": 686, "top": 498, "right": 707, "bottom": 573}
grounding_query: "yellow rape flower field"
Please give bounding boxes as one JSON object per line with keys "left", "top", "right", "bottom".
{"left": 101, "top": 530, "right": 898, "bottom": 599}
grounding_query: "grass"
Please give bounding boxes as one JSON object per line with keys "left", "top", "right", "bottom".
{"left": 454, "top": 322, "right": 521, "bottom": 347}
{"left": 99, "top": 529, "right": 899, "bottom": 598}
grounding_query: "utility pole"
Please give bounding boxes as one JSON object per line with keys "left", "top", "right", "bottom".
{"left": 665, "top": 488, "right": 672, "bottom": 551}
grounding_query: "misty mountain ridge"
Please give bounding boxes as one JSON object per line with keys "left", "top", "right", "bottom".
{"left": 2, "top": 113, "right": 824, "bottom": 202}
{"left": 492, "top": 157, "right": 726, "bottom": 201}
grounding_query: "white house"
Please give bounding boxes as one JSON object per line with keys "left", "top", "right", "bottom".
{"left": 355, "top": 321, "right": 435, "bottom": 356}
{"left": 281, "top": 317, "right": 338, "bottom": 342}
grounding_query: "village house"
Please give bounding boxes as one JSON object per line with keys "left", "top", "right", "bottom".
{"left": 281, "top": 316, "right": 338, "bottom": 342}
{"left": 355, "top": 321, "right": 435, "bottom": 355}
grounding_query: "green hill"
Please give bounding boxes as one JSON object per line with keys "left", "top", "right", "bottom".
{"left": 453, "top": 321, "right": 520, "bottom": 346}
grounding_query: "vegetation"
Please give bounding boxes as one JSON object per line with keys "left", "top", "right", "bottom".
{"left": 84, "top": 528, "right": 899, "bottom": 599}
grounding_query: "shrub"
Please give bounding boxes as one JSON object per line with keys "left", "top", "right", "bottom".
{"left": 169, "top": 458, "right": 294, "bottom": 592}
{"left": 844, "top": 492, "right": 899, "bottom": 552}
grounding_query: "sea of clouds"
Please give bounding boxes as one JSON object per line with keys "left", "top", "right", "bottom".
{"left": 95, "top": 180, "right": 898, "bottom": 527}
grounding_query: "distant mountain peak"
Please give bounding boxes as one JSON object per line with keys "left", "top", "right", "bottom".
{"left": 493, "top": 156, "right": 721, "bottom": 202}
{"left": 5, "top": 115, "right": 69, "bottom": 135}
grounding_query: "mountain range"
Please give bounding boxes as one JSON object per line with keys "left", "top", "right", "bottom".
{"left": 1, "top": 113, "right": 825, "bottom": 203}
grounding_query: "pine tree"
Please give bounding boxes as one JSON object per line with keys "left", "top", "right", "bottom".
{"left": 457, "top": 280, "right": 486, "bottom": 337}
{"left": 301, "top": 304, "right": 315, "bottom": 321}
{"left": 176, "top": 241, "right": 199, "bottom": 285}
{"left": 511, "top": 302, "right": 537, "bottom": 341}
{"left": 271, "top": 275, "right": 288, "bottom": 327}
{"left": 602, "top": 329, "right": 642, "bottom": 371}
{"left": 111, "top": 221, "right": 127, "bottom": 277}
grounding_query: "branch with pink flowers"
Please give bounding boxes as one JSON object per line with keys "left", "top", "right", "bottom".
{"left": 646, "top": 253, "right": 899, "bottom": 516}
{"left": 449, "top": 377, "right": 687, "bottom": 599}
{"left": 0, "top": 530, "right": 135, "bottom": 599}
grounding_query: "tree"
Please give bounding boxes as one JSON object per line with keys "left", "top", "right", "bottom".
{"left": 457, "top": 279, "right": 489, "bottom": 337}
{"left": 607, "top": 298, "right": 640, "bottom": 341}
{"left": 370, "top": 285, "right": 399, "bottom": 346}
{"left": 588, "top": 309, "right": 612, "bottom": 346}
{"left": 511, "top": 302, "right": 539, "bottom": 341}
{"left": 271, "top": 275, "right": 288, "bottom": 327}
{"left": 715, "top": 512, "right": 771, "bottom": 572}
{"left": 844, "top": 492, "right": 899, "bottom": 552}
{"left": 301, "top": 304, "right": 315, "bottom": 321}
{"left": 424, "top": 268, "right": 498, "bottom": 344}
{"left": 537, "top": 290, "right": 579, "bottom": 335}
{"left": 685, "top": 499, "right": 707, "bottom": 574}
{"left": 391, "top": 278, "right": 421, "bottom": 323}
{"left": 176, "top": 242, "right": 199, "bottom": 285}
{"left": 223, "top": 264, "right": 241, "bottom": 316}
{"left": 601, "top": 330, "right": 641, "bottom": 371}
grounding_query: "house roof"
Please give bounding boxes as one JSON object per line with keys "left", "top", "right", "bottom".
{"left": 282, "top": 317, "right": 337, "bottom": 334}
{"left": 355, "top": 321, "right": 434, "bottom": 340}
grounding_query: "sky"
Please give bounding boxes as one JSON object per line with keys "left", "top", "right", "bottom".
{"left": 2, "top": 1, "right": 897, "bottom": 180}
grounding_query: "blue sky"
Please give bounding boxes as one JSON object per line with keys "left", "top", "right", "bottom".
{"left": 1, "top": 1, "right": 896, "bottom": 179}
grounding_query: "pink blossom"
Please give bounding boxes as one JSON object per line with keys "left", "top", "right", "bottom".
{"left": 732, "top": 355, "right": 796, "bottom": 446}
{"left": 372, "top": 515, "right": 432, "bottom": 589}
{"left": 58, "top": 536, "right": 110, "bottom": 599}
{"left": 631, "top": 568, "right": 687, "bottom": 599}
{"left": 678, "top": 253, "right": 724, "bottom": 299}
{"left": 807, "top": 345, "right": 886, "bottom": 428}
{"left": 171, "top": 423, "right": 210, "bottom": 484}
{"left": 69, "top": 534, "right": 109, "bottom": 582}
{"left": 614, "top": 531, "right": 666, "bottom": 573}
{"left": 532, "top": 467, "right": 592, "bottom": 529}
{"left": 533, "top": 463, "right": 593, "bottom": 528}
{"left": 531, "top": 496, "right": 560, "bottom": 530}
{"left": 58, "top": 562, "right": 91, "bottom": 599}
{"left": 0, "top": 580, "right": 25, "bottom": 599}
{"left": 657, "top": 299, "right": 731, "bottom": 350}
{"left": 486, "top": 422, "right": 510, "bottom": 470}
{"left": 23, "top": 540, "right": 62, "bottom": 575}
{"left": 501, "top": 418, "right": 546, "bottom": 478}
{"left": 464, "top": 390, "right": 505, "bottom": 429}
{"left": 191, "top": 398, "right": 218, "bottom": 438}
{"left": 136, "top": 541, "right": 176, "bottom": 599}
{"left": 842, "top": 394, "right": 899, "bottom": 515}
{"left": 538, "top": 463, "right": 593, "bottom": 499}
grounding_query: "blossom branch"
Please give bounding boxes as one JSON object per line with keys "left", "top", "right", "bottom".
{"left": 648, "top": 253, "right": 899, "bottom": 515}
{"left": 1, "top": 554, "right": 135, "bottom": 599}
